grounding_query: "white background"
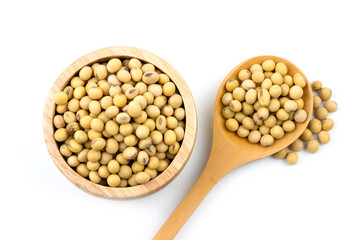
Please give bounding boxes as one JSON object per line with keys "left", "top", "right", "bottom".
{"left": 1, "top": 1, "right": 359, "bottom": 239}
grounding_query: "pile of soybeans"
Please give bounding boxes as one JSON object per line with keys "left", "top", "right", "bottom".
{"left": 274, "top": 81, "right": 337, "bottom": 165}
{"left": 53, "top": 58, "right": 186, "bottom": 187}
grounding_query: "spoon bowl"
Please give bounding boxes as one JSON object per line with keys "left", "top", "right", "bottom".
{"left": 154, "top": 55, "right": 313, "bottom": 239}
{"left": 213, "top": 55, "right": 313, "bottom": 171}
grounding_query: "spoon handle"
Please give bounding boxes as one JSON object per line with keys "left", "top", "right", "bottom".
{"left": 153, "top": 155, "right": 226, "bottom": 240}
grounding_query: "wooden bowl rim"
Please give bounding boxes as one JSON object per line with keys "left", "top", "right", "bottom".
{"left": 43, "top": 46, "right": 198, "bottom": 199}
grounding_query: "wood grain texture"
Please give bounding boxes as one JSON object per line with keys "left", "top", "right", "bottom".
{"left": 154, "top": 55, "right": 313, "bottom": 239}
{"left": 43, "top": 46, "right": 197, "bottom": 199}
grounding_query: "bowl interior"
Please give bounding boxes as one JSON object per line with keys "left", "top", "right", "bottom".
{"left": 44, "top": 46, "right": 197, "bottom": 198}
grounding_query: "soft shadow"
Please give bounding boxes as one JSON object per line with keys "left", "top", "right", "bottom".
{"left": 193, "top": 100, "right": 214, "bottom": 178}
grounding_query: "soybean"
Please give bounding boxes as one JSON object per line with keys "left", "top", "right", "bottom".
{"left": 319, "top": 87, "right": 332, "bottom": 101}
{"left": 286, "top": 152, "right": 298, "bottom": 165}
{"left": 307, "top": 139, "right": 320, "bottom": 153}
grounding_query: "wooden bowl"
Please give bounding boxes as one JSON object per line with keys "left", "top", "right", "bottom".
{"left": 43, "top": 46, "right": 197, "bottom": 198}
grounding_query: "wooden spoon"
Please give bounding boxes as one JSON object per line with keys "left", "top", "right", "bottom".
{"left": 153, "top": 55, "right": 313, "bottom": 239}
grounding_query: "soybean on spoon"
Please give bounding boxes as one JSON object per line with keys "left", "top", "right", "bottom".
{"left": 153, "top": 56, "right": 313, "bottom": 239}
